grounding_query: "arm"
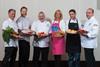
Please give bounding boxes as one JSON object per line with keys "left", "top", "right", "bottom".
{"left": 81, "top": 21, "right": 99, "bottom": 39}
{"left": 86, "top": 23, "right": 99, "bottom": 38}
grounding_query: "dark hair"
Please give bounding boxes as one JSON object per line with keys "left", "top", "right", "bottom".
{"left": 8, "top": 9, "right": 16, "bottom": 13}
{"left": 69, "top": 9, "right": 76, "bottom": 14}
{"left": 20, "top": 6, "right": 27, "bottom": 11}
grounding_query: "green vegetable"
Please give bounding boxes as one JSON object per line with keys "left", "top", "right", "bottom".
{"left": 2, "top": 26, "right": 14, "bottom": 44}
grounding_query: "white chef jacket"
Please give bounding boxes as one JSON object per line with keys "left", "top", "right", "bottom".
{"left": 81, "top": 16, "right": 99, "bottom": 48}
{"left": 31, "top": 20, "right": 51, "bottom": 48}
{"left": 16, "top": 16, "right": 31, "bottom": 42}
{"left": 2, "top": 18, "right": 18, "bottom": 47}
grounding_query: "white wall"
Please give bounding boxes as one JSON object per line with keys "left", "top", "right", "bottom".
{"left": 0, "top": 0, "right": 100, "bottom": 61}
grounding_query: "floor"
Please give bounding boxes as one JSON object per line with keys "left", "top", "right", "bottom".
{"left": 0, "top": 61, "right": 99, "bottom": 67}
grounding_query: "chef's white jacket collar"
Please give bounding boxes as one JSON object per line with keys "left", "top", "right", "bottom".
{"left": 8, "top": 18, "right": 14, "bottom": 22}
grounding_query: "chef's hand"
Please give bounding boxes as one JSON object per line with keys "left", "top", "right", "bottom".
{"left": 21, "top": 29, "right": 33, "bottom": 36}
{"left": 78, "top": 29, "right": 88, "bottom": 36}
{"left": 52, "top": 31, "right": 65, "bottom": 37}
{"left": 11, "top": 34, "right": 22, "bottom": 39}
{"left": 36, "top": 32, "right": 47, "bottom": 38}
{"left": 15, "top": 35, "right": 22, "bottom": 39}
{"left": 39, "top": 33, "right": 47, "bottom": 37}
{"left": 25, "top": 32, "right": 33, "bottom": 36}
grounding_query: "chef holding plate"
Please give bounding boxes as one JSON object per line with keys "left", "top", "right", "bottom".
{"left": 66, "top": 9, "right": 81, "bottom": 67}
{"left": 16, "top": 6, "right": 32, "bottom": 67}
{"left": 79, "top": 8, "right": 99, "bottom": 67}
{"left": 31, "top": 11, "right": 51, "bottom": 67}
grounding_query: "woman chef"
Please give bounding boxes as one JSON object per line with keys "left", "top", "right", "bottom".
{"left": 50, "top": 9, "right": 66, "bottom": 67}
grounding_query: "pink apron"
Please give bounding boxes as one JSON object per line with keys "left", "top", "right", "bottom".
{"left": 51, "top": 22, "right": 65, "bottom": 55}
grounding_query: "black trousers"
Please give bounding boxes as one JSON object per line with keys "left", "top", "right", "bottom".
{"left": 84, "top": 48, "right": 96, "bottom": 67}
{"left": 2, "top": 47, "right": 17, "bottom": 67}
{"left": 18, "top": 40, "right": 30, "bottom": 67}
{"left": 33, "top": 47, "right": 49, "bottom": 67}
{"left": 54, "top": 55, "right": 61, "bottom": 67}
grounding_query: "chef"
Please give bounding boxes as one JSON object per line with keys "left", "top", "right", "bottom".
{"left": 2, "top": 9, "right": 19, "bottom": 67}
{"left": 31, "top": 11, "right": 51, "bottom": 67}
{"left": 50, "top": 9, "right": 66, "bottom": 67}
{"left": 16, "top": 6, "right": 32, "bottom": 67}
{"left": 79, "top": 8, "right": 99, "bottom": 67}
{"left": 66, "top": 9, "right": 81, "bottom": 67}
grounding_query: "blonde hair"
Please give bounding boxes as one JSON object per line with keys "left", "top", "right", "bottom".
{"left": 54, "top": 9, "right": 63, "bottom": 20}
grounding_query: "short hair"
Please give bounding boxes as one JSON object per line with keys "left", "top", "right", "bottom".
{"left": 8, "top": 9, "right": 16, "bottom": 13}
{"left": 38, "top": 11, "right": 45, "bottom": 15}
{"left": 54, "top": 9, "right": 63, "bottom": 20}
{"left": 87, "top": 8, "right": 94, "bottom": 13}
{"left": 20, "top": 6, "right": 27, "bottom": 11}
{"left": 69, "top": 9, "right": 76, "bottom": 14}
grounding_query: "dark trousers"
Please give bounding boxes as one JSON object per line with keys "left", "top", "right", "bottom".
{"left": 33, "top": 47, "right": 49, "bottom": 67}
{"left": 68, "top": 52, "right": 80, "bottom": 67}
{"left": 84, "top": 48, "right": 96, "bottom": 67}
{"left": 18, "top": 40, "right": 30, "bottom": 67}
{"left": 2, "top": 47, "right": 17, "bottom": 67}
{"left": 54, "top": 55, "right": 61, "bottom": 67}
